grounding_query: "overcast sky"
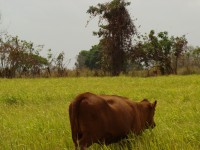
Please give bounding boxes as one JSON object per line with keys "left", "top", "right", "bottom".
{"left": 0, "top": 0, "right": 200, "bottom": 68}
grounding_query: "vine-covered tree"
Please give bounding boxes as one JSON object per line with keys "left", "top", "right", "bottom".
{"left": 87, "top": 0, "right": 137, "bottom": 76}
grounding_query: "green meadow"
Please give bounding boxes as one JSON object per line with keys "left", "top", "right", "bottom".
{"left": 0, "top": 75, "right": 200, "bottom": 150}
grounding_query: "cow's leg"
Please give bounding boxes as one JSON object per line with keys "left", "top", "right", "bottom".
{"left": 80, "top": 144, "right": 87, "bottom": 150}
{"left": 74, "top": 143, "right": 78, "bottom": 150}
{"left": 72, "top": 135, "right": 79, "bottom": 150}
{"left": 78, "top": 134, "right": 93, "bottom": 150}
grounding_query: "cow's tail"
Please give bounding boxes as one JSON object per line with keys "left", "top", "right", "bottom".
{"left": 69, "top": 94, "right": 86, "bottom": 147}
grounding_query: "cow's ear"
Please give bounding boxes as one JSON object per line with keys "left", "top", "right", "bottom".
{"left": 152, "top": 100, "right": 157, "bottom": 108}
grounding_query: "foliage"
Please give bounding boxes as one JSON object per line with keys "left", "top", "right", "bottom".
{"left": 131, "top": 30, "right": 187, "bottom": 75}
{"left": 0, "top": 35, "right": 70, "bottom": 78}
{"left": 55, "top": 51, "right": 66, "bottom": 76}
{"left": 0, "top": 34, "right": 48, "bottom": 77}
{"left": 76, "top": 45, "right": 101, "bottom": 70}
{"left": 172, "top": 36, "right": 188, "bottom": 74}
{"left": 87, "top": 0, "right": 137, "bottom": 76}
{"left": 76, "top": 50, "right": 89, "bottom": 69}
{"left": 191, "top": 46, "right": 200, "bottom": 67}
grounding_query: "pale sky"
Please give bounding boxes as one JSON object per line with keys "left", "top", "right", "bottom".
{"left": 0, "top": 0, "right": 200, "bottom": 68}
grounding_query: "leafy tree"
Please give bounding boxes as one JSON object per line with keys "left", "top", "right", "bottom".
{"left": 75, "top": 50, "right": 89, "bottom": 69}
{"left": 184, "top": 46, "right": 200, "bottom": 69}
{"left": 85, "top": 45, "right": 101, "bottom": 70}
{"left": 150, "top": 31, "right": 174, "bottom": 74}
{"left": 87, "top": 0, "right": 137, "bottom": 76}
{"left": 172, "top": 36, "right": 187, "bottom": 74}
{"left": 76, "top": 45, "right": 101, "bottom": 70}
{"left": 131, "top": 30, "right": 187, "bottom": 75}
{"left": 192, "top": 47, "right": 200, "bottom": 67}
{"left": 55, "top": 51, "right": 66, "bottom": 76}
{"left": 0, "top": 35, "right": 48, "bottom": 77}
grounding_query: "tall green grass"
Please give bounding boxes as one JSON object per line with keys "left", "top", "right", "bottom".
{"left": 0, "top": 76, "right": 200, "bottom": 149}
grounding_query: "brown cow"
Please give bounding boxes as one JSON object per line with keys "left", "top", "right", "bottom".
{"left": 69, "top": 92, "right": 157, "bottom": 150}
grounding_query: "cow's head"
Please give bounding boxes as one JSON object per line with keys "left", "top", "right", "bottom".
{"left": 141, "top": 99, "right": 157, "bottom": 129}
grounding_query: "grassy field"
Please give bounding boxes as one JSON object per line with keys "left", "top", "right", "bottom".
{"left": 0, "top": 75, "right": 200, "bottom": 150}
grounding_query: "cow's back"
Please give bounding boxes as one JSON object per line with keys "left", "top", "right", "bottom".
{"left": 99, "top": 95, "right": 142, "bottom": 135}
{"left": 77, "top": 93, "right": 139, "bottom": 144}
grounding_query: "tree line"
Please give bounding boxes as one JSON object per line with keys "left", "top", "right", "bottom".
{"left": 76, "top": 0, "right": 200, "bottom": 76}
{"left": 1, "top": 0, "right": 200, "bottom": 78}
{"left": 76, "top": 31, "right": 200, "bottom": 76}
{"left": 0, "top": 34, "right": 69, "bottom": 78}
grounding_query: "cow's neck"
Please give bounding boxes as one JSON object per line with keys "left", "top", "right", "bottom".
{"left": 137, "top": 103, "right": 149, "bottom": 131}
